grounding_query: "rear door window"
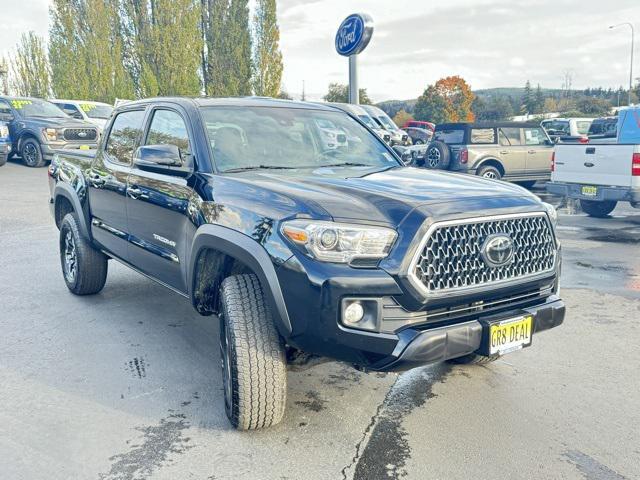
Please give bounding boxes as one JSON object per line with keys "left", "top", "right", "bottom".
{"left": 105, "top": 110, "right": 146, "bottom": 165}
{"left": 499, "top": 128, "right": 521, "bottom": 146}
{"left": 470, "top": 128, "right": 495, "bottom": 144}
{"left": 434, "top": 129, "right": 465, "bottom": 144}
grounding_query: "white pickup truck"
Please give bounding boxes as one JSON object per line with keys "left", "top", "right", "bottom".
{"left": 546, "top": 107, "right": 640, "bottom": 217}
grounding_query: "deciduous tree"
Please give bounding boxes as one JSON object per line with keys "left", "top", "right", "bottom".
{"left": 10, "top": 32, "right": 50, "bottom": 97}
{"left": 323, "top": 83, "right": 371, "bottom": 104}
{"left": 252, "top": 0, "right": 283, "bottom": 97}
{"left": 392, "top": 109, "right": 413, "bottom": 126}
{"left": 414, "top": 76, "right": 474, "bottom": 123}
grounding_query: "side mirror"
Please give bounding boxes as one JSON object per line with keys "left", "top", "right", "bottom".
{"left": 133, "top": 144, "right": 193, "bottom": 177}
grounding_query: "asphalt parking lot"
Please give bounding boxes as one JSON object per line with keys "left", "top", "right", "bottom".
{"left": 1, "top": 160, "right": 639, "bottom": 480}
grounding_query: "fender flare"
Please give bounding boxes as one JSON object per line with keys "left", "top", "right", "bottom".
{"left": 53, "top": 183, "right": 92, "bottom": 240}
{"left": 188, "top": 224, "right": 292, "bottom": 337}
{"left": 473, "top": 157, "right": 504, "bottom": 174}
{"left": 17, "top": 131, "right": 41, "bottom": 151}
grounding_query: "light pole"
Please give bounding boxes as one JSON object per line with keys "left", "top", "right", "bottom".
{"left": 609, "top": 22, "right": 635, "bottom": 105}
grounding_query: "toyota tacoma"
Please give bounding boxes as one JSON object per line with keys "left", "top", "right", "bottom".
{"left": 49, "top": 97, "right": 564, "bottom": 430}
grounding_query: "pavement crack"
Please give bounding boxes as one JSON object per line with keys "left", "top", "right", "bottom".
{"left": 340, "top": 374, "right": 400, "bottom": 480}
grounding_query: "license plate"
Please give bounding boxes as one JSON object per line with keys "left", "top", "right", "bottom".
{"left": 79, "top": 145, "right": 90, "bottom": 150}
{"left": 581, "top": 185, "right": 597, "bottom": 196}
{"left": 489, "top": 316, "right": 532, "bottom": 355}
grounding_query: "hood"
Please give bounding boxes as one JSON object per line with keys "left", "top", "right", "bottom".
{"left": 20, "top": 116, "right": 97, "bottom": 130}
{"left": 223, "top": 166, "right": 541, "bottom": 225}
{"left": 86, "top": 118, "right": 108, "bottom": 130}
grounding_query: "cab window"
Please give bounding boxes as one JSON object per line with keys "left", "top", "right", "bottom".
{"left": 146, "top": 109, "right": 190, "bottom": 158}
{"left": 105, "top": 110, "right": 146, "bottom": 165}
{"left": 0, "top": 99, "right": 14, "bottom": 120}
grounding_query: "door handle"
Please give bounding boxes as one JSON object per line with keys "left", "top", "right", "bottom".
{"left": 499, "top": 150, "right": 509, "bottom": 154}
{"left": 127, "top": 186, "right": 148, "bottom": 200}
{"left": 527, "top": 150, "right": 536, "bottom": 154}
{"left": 89, "top": 174, "right": 106, "bottom": 187}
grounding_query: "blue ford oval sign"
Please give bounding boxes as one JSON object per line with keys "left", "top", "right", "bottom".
{"left": 335, "top": 13, "right": 374, "bottom": 57}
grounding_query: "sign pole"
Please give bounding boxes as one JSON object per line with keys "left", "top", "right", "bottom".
{"left": 349, "top": 55, "right": 358, "bottom": 104}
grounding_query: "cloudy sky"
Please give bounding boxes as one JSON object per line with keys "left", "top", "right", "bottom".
{"left": 2, "top": 0, "right": 638, "bottom": 102}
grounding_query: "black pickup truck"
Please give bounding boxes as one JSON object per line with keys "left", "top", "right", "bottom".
{"left": 49, "top": 97, "right": 564, "bottom": 430}
{"left": 0, "top": 96, "right": 99, "bottom": 167}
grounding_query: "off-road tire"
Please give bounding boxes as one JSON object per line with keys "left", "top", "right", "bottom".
{"left": 59, "top": 213, "right": 108, "bottom": 295}
{"left": 580, "top": 199, "right": 616, "bottom": 218}
{"left": 425, "top": 141, "right": 451, "bottom": 169}
{"left": 21, "top": 138, "right": 46, "bottom": 168}
{"left": 447, "top": 353, "right": 499, "bottom": 365}
{"left": 477, "top": 164, "right": 502, "bottom": 180}
{"left": 219, "top": 274, "right": 287, "bottom": 430}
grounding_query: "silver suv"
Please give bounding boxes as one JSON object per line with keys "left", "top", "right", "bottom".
{"left": 426, "top": 122, "right": 554, "bottom": 187}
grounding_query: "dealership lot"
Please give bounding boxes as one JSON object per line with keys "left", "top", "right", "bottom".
{"left": 1, "top": 161, "right": 639, "bottom": 480}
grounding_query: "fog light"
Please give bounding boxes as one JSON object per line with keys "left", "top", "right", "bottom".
{"left": 343, "top": 301, "right": 365, "bottom": 325}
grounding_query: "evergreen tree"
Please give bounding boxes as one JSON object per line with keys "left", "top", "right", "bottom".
{"left": 534, "top": 84, "right": 544, "bottom": 114}
{"left": 521, "top": 80, "right": 534, "bottom": 115}
{"left": 10, "top": 31, "right": 51, "bottom": 97}
{"left": 252, "top": 0, "right": 283, "bottom": 97}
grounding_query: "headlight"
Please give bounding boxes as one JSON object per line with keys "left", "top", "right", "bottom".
{"left": 281, "top": 220, "right": 397, "bottom": 264}
{"left": 324, "top": 131, "right": 336, "bottom": 139}
{"left": 542, "top": 202, "right": 557, "bottom": 228}
{"left": 0, "top": 124, "right": 8, "bottom": 138}
{"left": 44, "top": 128, "right": 57, "bottom": 141}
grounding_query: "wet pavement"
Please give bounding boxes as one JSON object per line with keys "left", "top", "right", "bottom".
{"left": 1, "top": 162, "right": 639, "bottom": 479}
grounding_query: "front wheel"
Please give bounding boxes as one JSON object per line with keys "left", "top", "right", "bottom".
{"left": 59, "top": 213, "right": 108, "bottom": 295}
{"left": 414, "top": 139, "right": 424, "bottom": 145}
{"left": 447, "top": 353, "right": 498, "bottom": 365}
{"left": 580, "top": 199, "right": 616, "bottom": 218}
{"left": 21, "top": 138, "right": 46, "bottom": 168}
{"left": 219, "top": 274, "right": 287, "bottom": 430}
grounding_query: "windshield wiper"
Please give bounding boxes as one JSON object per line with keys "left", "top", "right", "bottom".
{"left": 222, "top": 165, "right": 299, "bottom": 173}
{"left": 319, "top": 162, "right": 372, "bottom": 167}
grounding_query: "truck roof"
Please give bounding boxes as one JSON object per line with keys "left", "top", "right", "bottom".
{"left": 116, "top": 96, "right": 336, "bottom": 112}
{"left": 436, "top": 121, "right": 543, "bottom": 129}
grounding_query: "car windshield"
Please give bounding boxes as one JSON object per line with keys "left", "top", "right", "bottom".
{"left": 357, "top": 114, "right": 378, "bottom": 129}
{"left": 376, "top": 115, "right": 397, "bottom": 131}
{"left": 11, "top": 98, "right": 68, "bottom": 118}
{"left": 80, "top": 103, "right": 113, "bottom": 119}
{"left": 200, "top": 106, "right": 400, "bottom": 173}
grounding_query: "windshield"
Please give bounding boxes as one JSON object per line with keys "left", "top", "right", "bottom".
{"left": 357, "top": 114, "right": 378, "bottom": 129}
{"left": 11, "top": 98, "right": 68, "bottom": 118}
{"left": 376, "top": 115, "right": 398, "bottom": 131}
{"left": 200, "top": 106, "right": 399, "bottom": 173}
{"left": 80, "top": 103, "right": 113, "bottom": 119}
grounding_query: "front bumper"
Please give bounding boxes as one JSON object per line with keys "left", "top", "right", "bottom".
{"left": 0, "top": 141, "right": 9, "bottom": 162}
{"left": 547, "top": 181, "right": 640, "bottom": 203}
{"left": 370, "top": 295, "right": 564, "bottom": 371}
{"left": 41, "top": 142, "right": 98, "bottom": 160}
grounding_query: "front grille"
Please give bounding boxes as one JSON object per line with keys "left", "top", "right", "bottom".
{"left": 410, "top": 213, "right": 556, "bottom": 295}
{"left": 63, "top": 128, "right": 97, "bottom": 141}
{"left": 401, "top": 134, "right": 408, "bottom": 141}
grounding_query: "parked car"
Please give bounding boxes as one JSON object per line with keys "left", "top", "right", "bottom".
{"left": 327, "top": 102, "right": 392, "bottom": 144}
{"left": 50, "top": 99, "right": 114, "bottom": 132}
{"left": 402, "top": 120, "right": 435, "bottom": 132}
{"left": 547, "top": 107, "right": 640, "bottom": 217}
{"left": 49, "top": 97, "right": 563, "bottom": 430}
{"left": 587, "top": 117, "right": 617, "bottom": 141}
{"left": 361, "top": 105, "right": 412, "bottom": 146}
{"left": 403, "top": 126, "right": 433, "bottom": 145}
{"left": 425, "top": 122, "right": 554, "bottom": 187}
{"left": 315, "top": 118, "right": 348, "bottom": 150}
{"left": 0, "top": 121, "right": 10, "bottom": 166}
{"left": 541, "top": 117, "right": 594, "bottom": 143}
{"left": 0, "top": 96, "right": 99, "bottom": 167}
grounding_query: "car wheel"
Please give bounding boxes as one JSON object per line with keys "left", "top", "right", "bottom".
{"left": 59, "top": 213, "right": 108, "bottom": 295}
{"left": 414, "top": 139, "right": 424, "bottom": 145}
{"left": 447, "top": 353, "right": 498, "bottom": 365}
{"left": 219, "top": 274, "right": 287, "bottom": 430}
{"left": 21, "top": 138, "right": 46, "bottom": 168}
{"left": 425, "top": 141, "right": 451, "bottom": 169}
{"left": 477, "top": 165, "right": 502, "bottom": 180}
{"left": 580, "top": 199, "right": 617, "bottom": 218}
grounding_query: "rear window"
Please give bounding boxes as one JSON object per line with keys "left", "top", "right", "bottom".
{"left": 470, "top": 128, "right": 495, "bottom": 144}
{"left": 433, "top": 129, "right": 465, "bottom": 144}
{"left": 576, "top": 121, "right": 592, "bottom": 135}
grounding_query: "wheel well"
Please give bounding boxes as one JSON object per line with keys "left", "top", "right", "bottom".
{"left": 18, "top": 133, "right": 39, "bottom": 151}
{"left": 54, "top": 196, "right": 75, "bottom": 229}
{"left": 192, "top": 248, "right": 253, "bottom": 315}
{"left": 477, "top": 159, "right": 505, "bottom": 177}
